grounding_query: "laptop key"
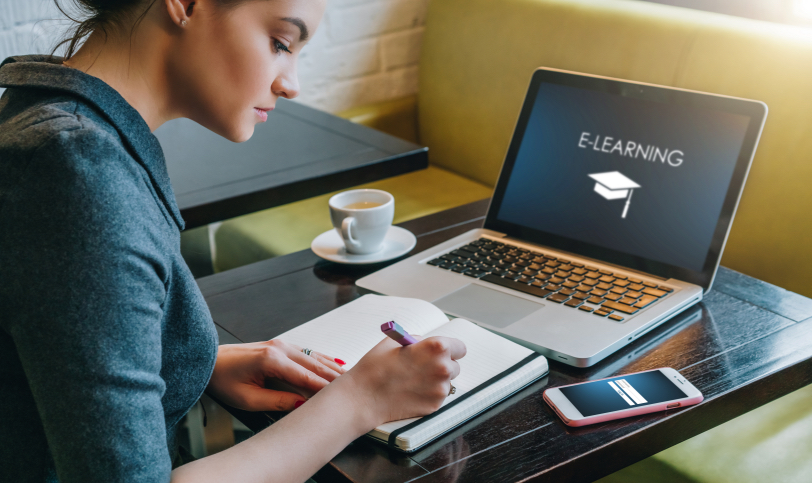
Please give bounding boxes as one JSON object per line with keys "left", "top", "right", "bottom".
{"left": 579, "top": 305, "right": 594, "bottom": 313}
{"left": 642, "top": 287, "right": 668, "bottom": 298}
{"left": 626, "top": 291, "right": 643, "bottom": 299}
{"left": 587, "top": 296, "right": 605, "bottom": 305}
{"left": 451, "top": 249, "right": 475, "bottom": 259}
{"left": 628, "top": 283, "right": 645, "bottom": 291}
{"left": 564, "top": 298, "right": 583, "bottom": 308}
{"left": 451, "top": 266, "right": 469, "bottom": 273}
{"left": 601, "top": 300, "right": 639, "bottom": 314}
{"left": 464, "top": 269, "right": 487, "bottom": 278}
{"left": 619, "top": 297, "right": 638, "bottom": 305}
{"left": 633, "top": 295, "right": 658, "bottom": 308}
{"left": 599, "top": 275, "right": 615, "bottom": 283}
{"left": 480, "top": 274, "right": 552, "bottom": 299}
{"left": 576, "top": 284, "right": 593, "bottom": 293}
{"left": 613, "top": 274, "right": 628, "bottom": 280}
{"left": 530, "top": 279, "right": 547, "bottom": 288}
{"left": 548, "top": 293, "right": 570, "bottom": 303}
{"left": 596, "top": 282, "right": 612, "bottom": 290}
{"left": 593, "top": 309, "right": 611, "bottom": 317}
{"left": 657, "top": 285, "right": 674, "bottom": 293}
{"left": 570, "top": 275, "right": 585, "bottom": 283}
{"left": 428, "top": 258, "right": 444, "bottom": 266}
{"left": 604, "top": 293, "right": 622, "bottom": 301}
{"left": 559, "top": 288, "right": 576, "bottom": 296}
{"left": 562, "top": 281, "right": 579, "bottom": 289}
{"left": 585, "top": 271, "right": 601, "bottom": 279}
{"left": 546, "top": 284, "right": 562, "bottom": 292}
{"left": 610, "top": 286, "right": 628, "bottom": 295}
{"left": 642, "top": 281, "right": 658, "bottom": 288}
{"left": 609, "top": 314, "right": 625, "bottom": 322}
{"left": 591, "top": 289, "right": 607, "bottom": 297}
{"left": 613, "top": 280, "right": 630, "bottom": 288}
{"left": 572, "top": 291, "right": 590, "bottom": 300}
{"left": 583, "top": 278, "right": 599, "bottom": 287}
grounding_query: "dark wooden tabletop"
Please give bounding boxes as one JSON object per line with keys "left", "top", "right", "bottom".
{"left": 198, "top": 199, "right": 812, "bottom": 483}
{"left": 155, "top": 99, "right": 427, "bottom": 229}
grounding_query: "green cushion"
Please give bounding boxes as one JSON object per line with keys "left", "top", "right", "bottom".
{"left": 213, "top": 166, "right": 492, "bottom": 272}
{"left": 599, "top": 383, "right": 812, "bottom": 483}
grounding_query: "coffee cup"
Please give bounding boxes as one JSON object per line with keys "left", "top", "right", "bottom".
{"left": 329, "top": 189, "right": 394, "bottom": 254}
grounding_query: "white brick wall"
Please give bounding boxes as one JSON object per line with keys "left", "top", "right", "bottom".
{"left": 0, "top": 0, "right": 428, "bottom": 113}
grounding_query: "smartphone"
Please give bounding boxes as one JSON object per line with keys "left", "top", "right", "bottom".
{"left": 543, "top": 368, "right": 703, "bottom": 427}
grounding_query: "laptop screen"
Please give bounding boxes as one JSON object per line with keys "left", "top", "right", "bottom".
{"left": 486, "top": 69, "right": 767, "bottom": 289}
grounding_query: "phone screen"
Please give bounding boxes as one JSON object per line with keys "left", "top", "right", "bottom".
{"left": 560, "top": 370, "right": 689, "bottom": 417}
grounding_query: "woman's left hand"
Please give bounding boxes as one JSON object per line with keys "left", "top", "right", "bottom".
{"left": 206, "top": 340, "right": 347, "bottom": 412}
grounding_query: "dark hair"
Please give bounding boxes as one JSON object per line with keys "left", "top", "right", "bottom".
{"left": 52, "top": 0, "right": 249, "bottom": 60}
{"left": 52, "top": 0, "right": 158, "bottom": 60}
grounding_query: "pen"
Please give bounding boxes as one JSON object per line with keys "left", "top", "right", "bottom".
{"left": 381, "top": 321, "right": 457, "bottom": 396}
{"left": 381, "top": 321, "right": 419, "bottom": 346}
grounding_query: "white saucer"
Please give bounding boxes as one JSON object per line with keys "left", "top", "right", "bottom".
{"left": 311, "top": 226, "right": 417, "bottom": 265}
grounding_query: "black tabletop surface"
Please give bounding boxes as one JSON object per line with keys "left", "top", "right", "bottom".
{"left": 156, "top": 99, "right": 427, "bottom": 229}
{"left": 198, "top": 199, "right": 812, "bottom": 483}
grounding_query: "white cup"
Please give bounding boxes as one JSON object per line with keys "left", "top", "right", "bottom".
{"left": 329, "top": 189, "right": 394, "bottom": 254}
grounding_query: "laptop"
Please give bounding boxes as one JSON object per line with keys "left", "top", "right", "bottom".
{"left": 357, "top": 68, "right": 767, "bottom": 367}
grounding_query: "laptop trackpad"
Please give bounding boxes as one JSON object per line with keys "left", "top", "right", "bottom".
{"left": 433, "top": 284, "right": 544, "bottom": 328}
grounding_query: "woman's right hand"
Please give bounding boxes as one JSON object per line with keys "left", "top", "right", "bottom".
{"left": 339, "top": 335, "right": 467, "bottom": 429}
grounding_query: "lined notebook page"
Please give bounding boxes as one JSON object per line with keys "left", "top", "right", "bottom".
{"left": 273, "top": 295, "right": 449, "bottom": 368}
{"left": 373, "top": 318, "right": 535, "bottom": 435}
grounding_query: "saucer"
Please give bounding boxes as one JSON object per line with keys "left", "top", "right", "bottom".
{"left": 311, "top": 226, "right": 417, "bottom": 265}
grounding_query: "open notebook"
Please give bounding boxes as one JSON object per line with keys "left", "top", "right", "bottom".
{"left": 274, "top": 295, "right": 549, "bottom": 452}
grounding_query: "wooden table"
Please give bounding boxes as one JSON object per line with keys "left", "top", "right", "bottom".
{"left": 198, "top": 199, "right": 812, "bottom": 483}
{"left": 155, "top": 99, "right": 427, "bottom": 229}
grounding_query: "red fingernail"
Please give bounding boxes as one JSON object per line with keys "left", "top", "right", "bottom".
{"left": 294, "top": 400, "right": 305, "bottom": 409}
{"left": 335, "top": 358, "right": 346, "bottom": 366}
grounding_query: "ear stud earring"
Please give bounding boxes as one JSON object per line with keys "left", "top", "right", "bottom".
{"left": 181, "top": 20, "right": 187, "bottom": 26}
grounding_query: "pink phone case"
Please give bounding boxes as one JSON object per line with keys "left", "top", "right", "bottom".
{"left": 543, "top": 369, "right": 704, "bottom": 427}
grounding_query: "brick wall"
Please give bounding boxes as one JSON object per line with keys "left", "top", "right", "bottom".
{"left": 0, "top": 0, "right": 428, "bottom": 113}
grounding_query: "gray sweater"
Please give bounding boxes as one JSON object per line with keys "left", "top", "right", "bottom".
{"left": 0, "top": 56, "right": 218, "bottom": 482}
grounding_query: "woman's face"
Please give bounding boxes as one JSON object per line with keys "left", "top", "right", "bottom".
{"left": 166, "top": 0, "right": 326, "bottom": 142}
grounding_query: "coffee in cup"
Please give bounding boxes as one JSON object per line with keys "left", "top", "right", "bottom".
{"left": 328, "top": 189, "right": 394, "bottom": 254}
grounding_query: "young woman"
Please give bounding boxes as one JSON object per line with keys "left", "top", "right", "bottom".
{"left": 0, "top": 1, "right": 466, "bottom": 482}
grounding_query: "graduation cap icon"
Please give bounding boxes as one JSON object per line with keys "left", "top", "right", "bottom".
{"left": 588, "top": 171, "right": 641, "bottom": 219}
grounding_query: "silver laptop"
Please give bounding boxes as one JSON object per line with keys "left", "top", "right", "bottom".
{"left": 358, "top": 68, "right": 767, "bottom": 367}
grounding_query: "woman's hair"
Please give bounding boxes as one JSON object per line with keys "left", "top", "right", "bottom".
{"left": 52, "top": 0, "right": 249, "bottom": 60}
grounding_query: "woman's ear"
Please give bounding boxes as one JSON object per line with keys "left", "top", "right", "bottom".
{"left": 164, "top": 0, "right": 197, "bottom": 27}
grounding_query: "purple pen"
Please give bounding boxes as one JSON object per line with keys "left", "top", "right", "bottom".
{"left": 381, "top": 321, "right": 419, "bottom": 346}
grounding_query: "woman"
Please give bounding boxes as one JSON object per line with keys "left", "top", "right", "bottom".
{"left": 0, "top": 0, "right": 466, "bottom": 481}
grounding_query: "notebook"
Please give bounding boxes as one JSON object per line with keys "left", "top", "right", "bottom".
{"left": 273, "top": 294, "right": 548, "bottom": 452}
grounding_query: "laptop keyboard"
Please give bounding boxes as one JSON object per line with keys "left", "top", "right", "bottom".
{"left": 427, "top": 238, "right": 673, "bottom": 322}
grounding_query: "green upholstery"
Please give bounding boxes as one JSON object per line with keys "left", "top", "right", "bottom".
{"left": 213, "top": 166, "right": 490, "bottom": 272}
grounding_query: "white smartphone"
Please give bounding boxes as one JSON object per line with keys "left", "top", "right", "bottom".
{"left": 543, "top": 367, "right": 703, "bottom": 427}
